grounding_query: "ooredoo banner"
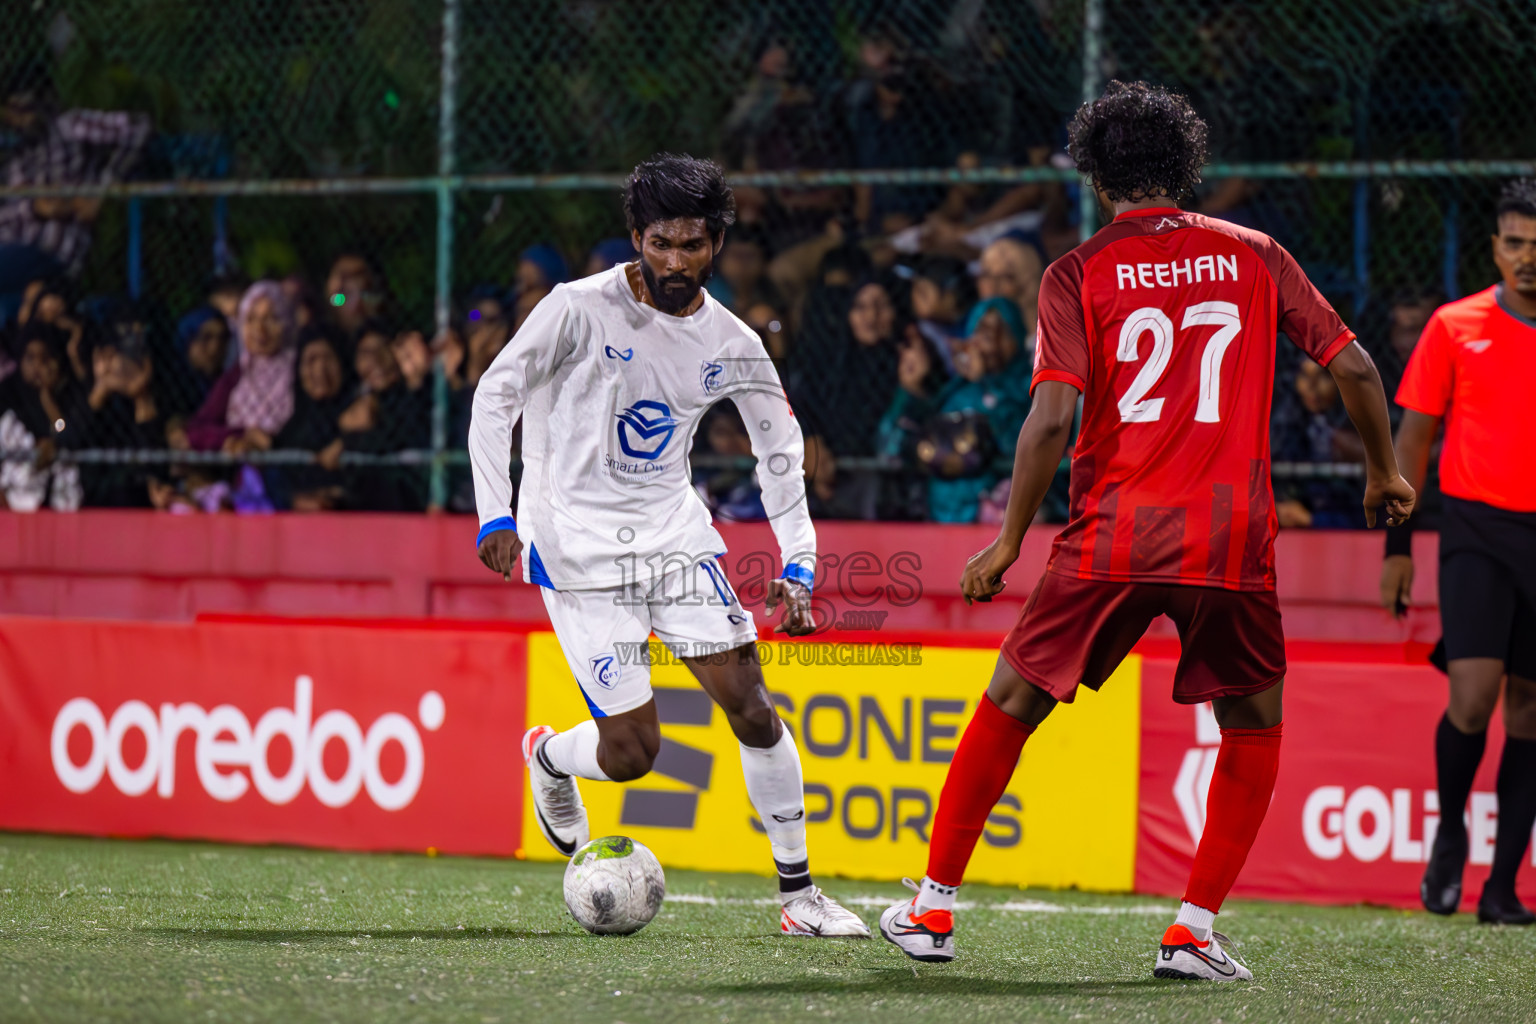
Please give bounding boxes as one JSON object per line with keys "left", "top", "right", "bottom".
{"left": 1136, "top": 657, "right": 1536, "bottom": 909}
{"left": 0, "top": 617, "right": 527, "bottom": 855}
{"left": 521, "top": 633, "right": 1142, "bottom": 891}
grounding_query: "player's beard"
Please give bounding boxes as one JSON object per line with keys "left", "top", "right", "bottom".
{"left": 642, "top": 257, "right": 712, "bottom": 315}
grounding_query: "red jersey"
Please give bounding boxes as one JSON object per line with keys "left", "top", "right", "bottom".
{"left": 1396, "top": 285, "right": 1536, "bottom": 512}
{"left": 1033, "top": 207, "right": 1354, "bottom": 591}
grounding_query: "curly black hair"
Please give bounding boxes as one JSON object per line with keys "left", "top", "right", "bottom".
{"left": 1496, "top": 178, "right": 1536, "bottom": 223}
{"left": 1067, "top": 80, "right": 1210, "bottom": 204}
{"left": 623, "top": 153, "right": 737, "bottom": 237}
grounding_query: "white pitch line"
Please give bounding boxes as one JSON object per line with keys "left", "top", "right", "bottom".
{"left": 666, "top": 893, "right": 1173, "bottom": 915}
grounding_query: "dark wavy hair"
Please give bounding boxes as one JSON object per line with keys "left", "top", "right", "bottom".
{"left": 1067, "top": 80, "right": 1210, "bottom": 204}
{"left": 623, "top": 153, "right": 737, "bottom": 237}
{"left": 1496, "top": 178, "right": 1536, "bottom": 224}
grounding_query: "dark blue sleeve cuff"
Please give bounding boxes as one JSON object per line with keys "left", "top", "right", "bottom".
{"left": 476, "top": 516, "right": 517, "bottom": 548}
{"left": 780, "top": 563, "right": 815, "bottom": 592}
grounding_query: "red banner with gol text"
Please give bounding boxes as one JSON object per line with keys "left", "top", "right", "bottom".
{"left": 1136, "top": 656, "right": 1534, "bottom": 909}
{"left": 0, "top": 617, "right": 527, "bottom": 856}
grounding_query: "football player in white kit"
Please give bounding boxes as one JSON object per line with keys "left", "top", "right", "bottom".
{"left": 470, "top": 154, "right": 869, "bottom": 938}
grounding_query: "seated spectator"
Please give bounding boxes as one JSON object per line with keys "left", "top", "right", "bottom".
{"left": 900, "top": 148, "right": 1056, "bottom": 262}
{"left": 585, "top": 237, "right": 634, "bottom": 277}
{"left": 1272, "top": 356, "right": 1365, "bottom": 528}
{"left": 692, "top": 404, "right": 766, "bottom": 522}
{"left": 338, "top": 320, "right": 431, "bottom": 511}
{"left": 879, "top": 296, "right": 1031, "bottom": 523}
{"left": 80, "top": 305, "right": 165, "bottom": 506}
{"left": 849, "top": 67, "right": 940, "bottom": 234}
{"left": 793, "top": 276, "right": 906, "bottom": 518}
{"left": 266, "top": 334, "right": 350, "bottom": 511}
{"left": 148, "top": 417, "right": 232, "bottom": 514}
{"left": 1379, "top": 287, "right": 1442, "bottom": 418}
{"left": 0, "top": 321, "right": 86, "bottom": 510}
{"left": 323, "top": 252, "right": 385, "bottom": 343}
{"left": 0, "top": 67, "right": 151, "bottom": 325}
{"left": 710, "top": 225, "right": 790, "bottom": 362}
{"left": 518, "top": 244, "right": 568, "bottom": 295}
{"left": 975, "top": 235, "right": 1045, "bottom": 336}
{"left": 187, "top": 280, "right": 297, "bottom": 455}
{"left": 909, "top": 255, "right": 974, "bottom": 373}
{"left": 282, "top": 273, "right": 328, "bottom": 340}
{"left": 784, "top": 238, "right": 872, "bottom": 343}
{"left": 456, "top": 283, "right": 510, "bottom": 332}
{"left": 710, "top": 224, "right": 782, "bottom": 314}
{"left": 205, "top": 274, "right": 248, "bottom": 325}
{"left": 796, "top": 276, "right": 904, "bottom": 459}
{"left": 442, "top": 304, "right": 514, "bottom": 513}
{"left": 166, "top": 306, "right": 230, "bottom": 416}
{"left": 726, "top": 37, "right": 848, "bottom": 281}
{"left": 512, "top": 285, "right": 548, "bottom": 332}
{"left": 12, "top": 276, "right": 87, "bottom": 382}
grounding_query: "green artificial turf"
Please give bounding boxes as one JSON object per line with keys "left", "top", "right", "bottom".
{"left": 1, "top": 832, "right": 1533, "bottom": 1023}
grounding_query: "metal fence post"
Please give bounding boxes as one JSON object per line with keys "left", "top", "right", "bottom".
{"left": 430, "top": 0, "right": 460, "bottom": 510}
{"left": 1078, "top": 0, "right": 1104, "bottom": 243}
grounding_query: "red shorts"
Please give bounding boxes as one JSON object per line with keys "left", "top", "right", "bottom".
{"left": 1000, "top": 571, "right": 1287, "bottom": 704}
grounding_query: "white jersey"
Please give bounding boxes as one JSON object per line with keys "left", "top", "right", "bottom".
{"left": 469, "top": 264, "right": 816, "bottom": 591}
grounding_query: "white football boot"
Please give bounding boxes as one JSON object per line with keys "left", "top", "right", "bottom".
{"left": 878, "top": 878, "right": 956, "bottom": 962}
{"left": 1153, "top": 924, "right": 1253, "bottom": 981}
{"left": 521, "top": 725, "right": 590, "bottom": 857}
{"left": 780, "top": 887, "right": 872, "bottom": 938}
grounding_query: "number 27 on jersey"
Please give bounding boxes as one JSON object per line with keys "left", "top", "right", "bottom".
{"left": 1116, "top": 301, "right": 1240, "bottom": 425}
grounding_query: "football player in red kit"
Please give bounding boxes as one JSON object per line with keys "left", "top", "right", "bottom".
{"left": 879, "top": 81, "right": 1416, "bottom": 980}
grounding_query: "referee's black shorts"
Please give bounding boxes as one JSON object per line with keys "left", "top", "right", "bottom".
{"left": 1439, "top": 495, "right": 1536, "bottom": 679}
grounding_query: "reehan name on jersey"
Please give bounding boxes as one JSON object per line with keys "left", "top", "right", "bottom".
{"left": 469, "top": 264, "right": 816, "bottom": 592}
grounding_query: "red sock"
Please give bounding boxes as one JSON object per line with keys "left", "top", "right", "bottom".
{"left": 1182, "top": 723, "right": 1283, "bottom": 912}
{"left": 925, "top": 693, "right": 1035, "bottom": 887}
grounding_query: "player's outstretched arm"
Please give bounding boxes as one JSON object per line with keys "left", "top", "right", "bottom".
{"left": 1325, "top": 341, "right": 1415, "bottom": 528}
{"left": 469, "top": 289, "right": 573, "bottom": 579}
{"left": 961, "top": 380, "right": 1077, "bottom": 605}
{"left": 735, "top": 375, "right": 817, "bottom": 634}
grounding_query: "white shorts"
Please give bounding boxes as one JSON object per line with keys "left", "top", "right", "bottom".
{"left": 540, "top": 557, "right": 758, "bottom": 718}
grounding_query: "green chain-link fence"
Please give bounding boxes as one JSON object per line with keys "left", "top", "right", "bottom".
{"left": 2, "top": 0, "right": 1533, "bottom": 517}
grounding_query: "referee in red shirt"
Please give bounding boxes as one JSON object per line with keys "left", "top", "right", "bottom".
{"left": 1390, "top": 179, "right": 1536, "bottom": 924}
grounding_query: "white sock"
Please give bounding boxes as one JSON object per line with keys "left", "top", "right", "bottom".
{"left": 1174, "top": 901, "right": 1216, "bottom": 937}
{"left": 738, "top": 722, "right": 813, "bottom": 900}
{"left": 915, "top": 877, "right": 957, "bottom": 914}
{"left": 539, "top": 721, "right": 611, "bottom": 781}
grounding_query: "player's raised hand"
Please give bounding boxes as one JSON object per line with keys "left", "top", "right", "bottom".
{"left": 766, "top": 578, "right": 815, "bottom": 636}
{"left": 961, "top": 535, "right": 1021, "bottom": 605}
{"left": 477, "top": 529, "right": 523, "bottom": 582}
{"left": 1363, "top": 473, "right": 1416, "bottom": 528}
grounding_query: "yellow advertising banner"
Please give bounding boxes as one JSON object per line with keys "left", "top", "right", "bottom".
{"left": 522, "top": 633, "right": 1140, "bottom": 892}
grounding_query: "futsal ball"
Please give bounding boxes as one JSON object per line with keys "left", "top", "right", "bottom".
{"left": 563, "top": 835, "right": 666, "bottom": 935}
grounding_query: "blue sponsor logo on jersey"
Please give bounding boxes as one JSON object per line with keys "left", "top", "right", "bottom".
{"left": 615, "top": 400, "right": 677, "bottom": 460}
{"left": 589, "top": 654, "right": 622, "bottom": 690}
{"left": 605, "top": 345, "right": 634, "bottom": 361}
{"left": 727, "top": 613, "right": 748, "bottom": 626}
{"left": 701, "top": 360, "right": 725, "bottom": 395}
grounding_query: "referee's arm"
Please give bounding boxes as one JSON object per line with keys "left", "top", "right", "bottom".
{"left": 1380, "top": 410, "right": 1439, "bottom": 614}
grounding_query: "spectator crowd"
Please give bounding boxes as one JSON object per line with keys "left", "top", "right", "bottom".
{"left": 0, "top": 43, "right": 1436, "bottom": 527}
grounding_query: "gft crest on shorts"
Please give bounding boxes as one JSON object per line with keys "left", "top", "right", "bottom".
{"left": 588, "top": 653, "right": 622, "bottom": 690}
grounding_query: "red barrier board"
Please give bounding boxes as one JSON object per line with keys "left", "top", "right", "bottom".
{"left": 0, "top": 617, "right": 527, "bottom": 856}
{"left": 0, "top": 510, "right": 1444, "bottom": 645}
{"left": 1136, "top": 656, "right": 1534, "bottom": 909}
